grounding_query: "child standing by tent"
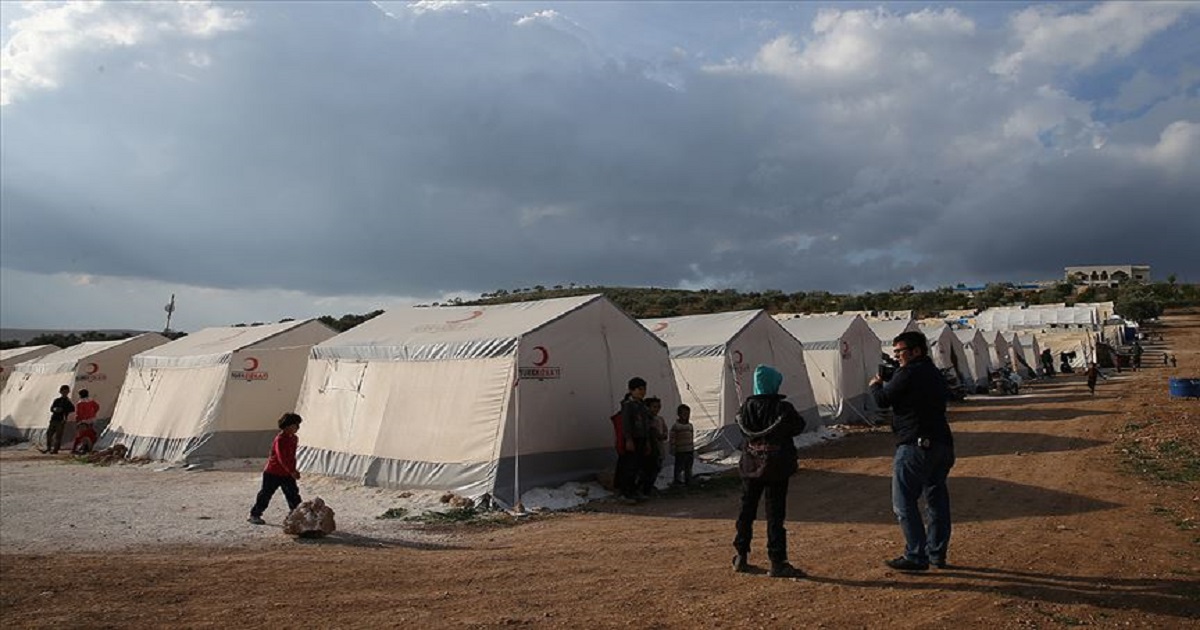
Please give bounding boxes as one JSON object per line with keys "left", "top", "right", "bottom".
{"left": 42, "top": 385, "right": 74, "bottom": 454}
{"left": 74, "top": 389, "right": 99, "bottom": 428}
{"left": 247, "top": 413, "right": 303, "bottom": 525}
{"left": 669, "top": 404, "right": 695, "bottom": 486}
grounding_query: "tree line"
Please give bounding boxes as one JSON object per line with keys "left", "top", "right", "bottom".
{"left": 4, "top": 280, "right": 1194, "bottom": 349}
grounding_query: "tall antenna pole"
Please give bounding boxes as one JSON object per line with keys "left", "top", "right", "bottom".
{"left": 163, "top": 294, "right": 176, "bottom": 334}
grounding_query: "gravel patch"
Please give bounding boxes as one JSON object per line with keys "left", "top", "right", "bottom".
{"left": 0, "top": 446, "right": 462, "bottom": 554}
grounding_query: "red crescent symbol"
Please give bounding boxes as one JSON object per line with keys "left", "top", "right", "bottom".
{"left": 533, "top": 346, "right": 549, "bottom": 366}
{"left": 651, "top": 322, "right": 668, "bottom": 333}
{"left": 733, "top": 350, "right": 743, "bottom": 365}
{"left": 86, "top": 362, "right": 99, "bottom": 375}
{"left": 446, "top": 310, "right": 484, "bottom": 324}
{"left": 244, "top": 357, "right": 259, "bottom": 371}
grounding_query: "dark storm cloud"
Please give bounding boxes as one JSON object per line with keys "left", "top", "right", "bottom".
{"left": 2, "top": 1, "right": 1198, "bottom": 303}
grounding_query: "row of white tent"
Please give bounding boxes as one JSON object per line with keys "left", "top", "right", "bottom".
{"left": 0, "top": 295, "right": 1082, "bottom": 504}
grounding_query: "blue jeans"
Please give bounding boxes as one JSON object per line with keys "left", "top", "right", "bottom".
{"left": 892, "top": 442, "right": 954, "bottom": 563}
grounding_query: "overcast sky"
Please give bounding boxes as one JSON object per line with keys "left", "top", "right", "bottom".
{"left": 2, "top": 1, "right": 1198, "bottom": 332}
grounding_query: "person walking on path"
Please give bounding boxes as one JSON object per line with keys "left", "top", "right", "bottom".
{"left": 732, "top": 364, "right": 806, "bottom": 579}
{"left": 869, "top": 331, "right": 955, "bottom": 572}
{"left": 1085, "top": 362, "right": 1106, "bottom": 396}
{"left": 248, "top": 413, "right": 303, "bottom": 525}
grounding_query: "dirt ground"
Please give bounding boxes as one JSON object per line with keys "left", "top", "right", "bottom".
{"left": 3, "top": 312, "right": 1199, "bottom": 629}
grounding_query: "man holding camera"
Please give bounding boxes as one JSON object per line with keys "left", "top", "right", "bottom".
{"left": 869, "top": 331, "right": 955, "bottom": 571}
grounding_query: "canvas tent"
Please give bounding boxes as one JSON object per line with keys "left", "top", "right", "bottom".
{"left": 777, "top": 314, "right": 881, "bottom": 425}
{"left": 954, "top": 329, "right": 994, "bottom": 390}
{"left": 0, "top": 345, "right": 60, "bottom": 390}
{"left": 1005, "top": 333, "right": 1038, "bottom": 378}
{"left": 640, "top": 310, "right": 818, "bottom": 453}
{"left": 920, "top": 324, "right": 972, "bottom": 385}
{"left": 986, "top": 330, "right": 1012, "bottom": 369}
{"left": 294, "top": 295, "right": 678, "bottom": 506}
{"left": 102, "top": 320, "right": 335, "bottom": 464}
{"left": 866, "top": 319, "right": 921, "bottom": 356}
{"left": 1015, "top": 333, "right": 1042, "bottom": 375}
{"left": 0, "top": 334, "right": 169, "bottom": 444}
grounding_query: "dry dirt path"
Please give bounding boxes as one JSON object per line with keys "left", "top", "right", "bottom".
{"left": 3, "top": 314, "right": 1199, "bottom": 628}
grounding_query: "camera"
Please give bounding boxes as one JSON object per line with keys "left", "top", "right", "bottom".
{"left": 878, "top": 363, "right": 896, "bottom": 382}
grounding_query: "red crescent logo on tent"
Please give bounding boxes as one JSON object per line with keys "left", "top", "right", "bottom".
{"left": 447, "top": 310, "right": 484, "bottom": 324}
{"left": 244, "top": 357, "right": 259, "bottom": 371}
{"left": 533, "top": 346, "right": 549, "bottom": 366}
{"left": 86, "top": 362, "right": 100, "bottom": 375}
{"left": 732, "top": 350, "right": 744, "bottom": 365}
{"left": 651, "top": 322, "right": 668, "bottom": 333}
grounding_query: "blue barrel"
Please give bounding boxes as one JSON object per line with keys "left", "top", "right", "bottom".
{"left": 1169, "top": 378, "right": 1200, "bottom": 399}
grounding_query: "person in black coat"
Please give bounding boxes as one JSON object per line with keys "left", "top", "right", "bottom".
{"left": 869, "top": 331, "right": 955, "bottom": 571}
{"left": 732, "top": 364, "right": 806, "bottom": 578}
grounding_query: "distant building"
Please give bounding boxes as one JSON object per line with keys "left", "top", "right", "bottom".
{"left": 1064, "top": 265, "right": 1150, "bottom": 287}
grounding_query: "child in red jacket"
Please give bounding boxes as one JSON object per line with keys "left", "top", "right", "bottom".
{"left": 247, "top": 413, "right": 303, "bottom": 525}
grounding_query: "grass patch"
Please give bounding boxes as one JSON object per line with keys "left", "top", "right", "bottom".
{"left": 1120, "top": 439, "right": 1200, "bottom": 484}
{"left": 657, "top": 472, "right": 742, "bottom": 499}
{"left": 377, "top": 507, "right": 409, "bottom": 520}
{"left": 404, "top": 506, "right": 480, "bottom": 523}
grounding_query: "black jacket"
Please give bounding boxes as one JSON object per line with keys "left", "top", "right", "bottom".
{"left": 737, "top": 394, "right": 805, "bottom": 480}
{"left": 870, "top": 355, "right": 953, "bottom": 447}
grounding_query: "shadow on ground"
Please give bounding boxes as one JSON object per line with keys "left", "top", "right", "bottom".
{"left": 589, "top": 470, "right": 1121, "bottom": 524}
{"left": 805, "top": 565, "right": 1200, "bottom": 621}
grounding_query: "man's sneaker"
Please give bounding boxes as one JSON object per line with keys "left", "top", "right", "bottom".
{"left": 930, "top": 557, "right": 947, "bottom": 569}
{"left": 885, "top": 556, "right": 929, "bottom": 571}
{"left": 247, "top": 516, "right": 266, "bottom": 525}
{"left": 732, "top": 553, "right": 749, "bottom": 573}
{"left": 768, "top": 562, "right": 806, "bottom": 578}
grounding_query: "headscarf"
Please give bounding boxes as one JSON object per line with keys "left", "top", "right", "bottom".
{"left": 753, "top": 364, "right": 783, "bottom": 396}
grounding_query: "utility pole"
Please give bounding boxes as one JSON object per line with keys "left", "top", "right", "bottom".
{"left": 163, "top": 294, "right": 176, "bottom": 334}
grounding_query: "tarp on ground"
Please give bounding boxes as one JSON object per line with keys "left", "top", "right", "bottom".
{"left": 295, "top": 295, "right": 678, "bottom": 506}
{"left": 0, "top": 334, "right": 169, "bottom": 445}
{"left": 101, "top": 321, "right": 335, "bottom": 464}
{"left": 777, "top": 314, "right": 881, "bottom": 425}
{"left": 640, "top": 310, "right": 819, "bottom": 453}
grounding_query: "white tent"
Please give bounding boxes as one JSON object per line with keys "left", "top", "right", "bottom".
{"left": 1, "top": 334, "right": 169, "bottom": 445}
{"left": 954, "top": 329, "right": 994, "bottom": 390}
{"left": 640, "top": 310, "right": 818, "bottom": 452}
{"left": 867, "top": 319, "right": 921, "bottom": 356}
{"left": 986, "top": 330, "right": 1012, "bottom": 369}
{"left": 294, "top": 295, "right": 678, "bottom": 506}
{"left": 102, "top": 320, "right": 335, "bottom": 464}
{"left": 1016, "top": 333, "right": 1042, "bottom": 375}
{"left": 1005, "top": 333, "right": 1038, "bottom": 378}
{"left": 777, "top": 314, "right": 881, "bottom": 425}
{"left": 920, "top": 324, "right": 972, "bottom": 385}
{"left": 0, "top": 345, "right": 60, "bottom": 390}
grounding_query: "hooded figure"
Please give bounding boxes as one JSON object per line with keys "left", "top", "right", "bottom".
{"left": 732, "top": 365, "right": 806, "bottom": 579}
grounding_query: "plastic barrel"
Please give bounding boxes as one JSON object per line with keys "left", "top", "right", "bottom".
{"left": 1169, "top": 378, "right": 1200, "bottom": 399}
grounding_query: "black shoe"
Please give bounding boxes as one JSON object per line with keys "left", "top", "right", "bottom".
{"left": 732, "top": 553, "right": 749, "bottom": 573}
{"left": 769, "top": 562, "right": 806, "bottom": 578}
{"left": 885, "top": 556, "right": 929, "bottom": 571}
{"left": 247, "top": 516, "right": 266, "bottom": 525}
{"left": 930, "top": 557, "right": 947, "bottom": 569}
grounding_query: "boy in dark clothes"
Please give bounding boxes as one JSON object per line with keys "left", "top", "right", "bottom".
{"left": 43, "top": 385, "right": 74, "bottom": 454}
